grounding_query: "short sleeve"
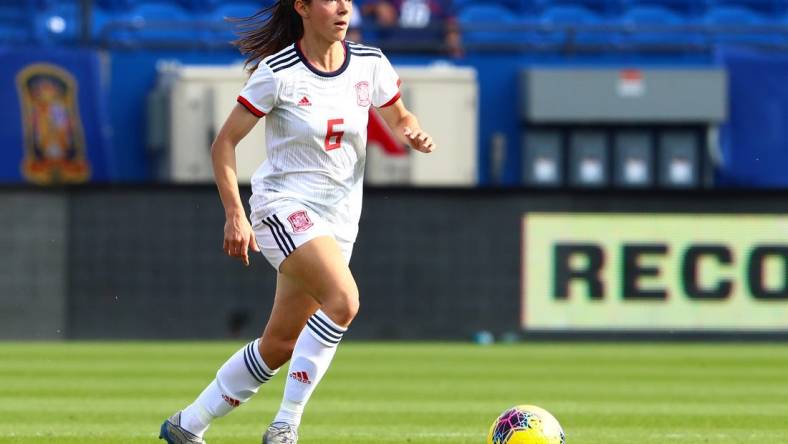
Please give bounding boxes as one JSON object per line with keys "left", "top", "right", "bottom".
{"left": 237, "top": 63, "right": 278, "bottom": 118}
{"left": 373, "top": 53, "right": 401, "bottom": 108}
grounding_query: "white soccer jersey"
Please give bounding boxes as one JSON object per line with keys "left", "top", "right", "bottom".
{"left": 238, "top": 40, "right": 400, "bottom": 243}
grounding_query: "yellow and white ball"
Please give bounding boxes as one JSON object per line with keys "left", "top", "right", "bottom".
{"left": 487, "top": 405, "right": 565, "bottom": 444}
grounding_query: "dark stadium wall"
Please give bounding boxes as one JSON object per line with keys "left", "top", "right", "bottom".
{"left": 60, "top": 187, "right": 525, "bottom": 340}
{"left": 2, "top": 186, "right": 787, "bottom": 340}
{"left": 0, "top": 192, "right": 68, "bottom": 339}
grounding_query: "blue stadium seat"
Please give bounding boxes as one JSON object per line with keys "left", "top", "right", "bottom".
{"left": 705, "top": 5, "right": 767, "bottom": 23}
{"left": 198, "top": 0, "right": 272, "bottom": 12}
{"left": 457, "top": 4, "right": 526, "bottom": 49}
{"left": 201, "top": 2, "right": 267, "bottom": 45}
{"left": 178, "top": 0, "right": 206, "bottom": 11}
{"left": 95, "top": 0, "right": 134, "bottom": 11}
{"left": 211, "top": 2, "right": 264, "bottom": 20}
{"left": 621, "top": 5, "right": 705, "bottom": 49}
{"left": 0, "top": 4, "right": 34, "bottom": 44}
{"left": 704, "top": 5, "right": 777, "bottom": 46}
{"left": 454, "top": 0, "right": 529, "bottom": 14}
{"left": 533, "top": 0, "right": 620, "bottom": 15}
{"left": 541, "top": 4, "right": 604, "bottom": 22}
{"left": 92, "top": 4, "right": 120, "bottom": 42}
{"left": 706, "top": 0, "right": 785, "bottom": 14}
{"left": 623, "top": 6, "right": 683, "bottom": 25}
{"left": 539, "top": 5, "right": 612, "bottom": 47}
{"left": 180, "top": 0, "right": 210, "bottom": 11}
{"left": 622, "top": 0, "right": 706, "bottom": 17}
{"left": 100, "top": 1, "right": 198, "bottom": 46}
{"left": 96, "top": 0, "right": 205, "bottom": 11}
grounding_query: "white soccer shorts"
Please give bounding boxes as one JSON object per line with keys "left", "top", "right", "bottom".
{"left": 251, "top": 202, "right": 354, "bottom": 271}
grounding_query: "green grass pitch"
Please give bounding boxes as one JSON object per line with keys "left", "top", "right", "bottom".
{"left": 1, "top": 341, "right": 787, "bottom": 443}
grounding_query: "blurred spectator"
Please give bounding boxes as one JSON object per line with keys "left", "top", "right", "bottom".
{"left": 361, "top": 0, "right": 463, "bottom": 58}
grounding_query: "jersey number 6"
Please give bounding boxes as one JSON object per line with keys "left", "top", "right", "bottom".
{"left": 324, "top": 118, "right": 344, "bottom": 151}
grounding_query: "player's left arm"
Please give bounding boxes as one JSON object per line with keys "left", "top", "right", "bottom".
{"left": 377, "top": 99, "right": 435, "bottom": 153}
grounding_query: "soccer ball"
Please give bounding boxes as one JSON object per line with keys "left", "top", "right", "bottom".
{"left": 486, "top": 405, "right": 565, "bottom": 444}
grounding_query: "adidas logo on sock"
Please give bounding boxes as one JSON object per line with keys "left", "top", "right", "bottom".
{"left": 289, "top": 370, "right": 312, "bottom": 384}
{"left": 222, "top": 394, "right": 241, "bottom": 408}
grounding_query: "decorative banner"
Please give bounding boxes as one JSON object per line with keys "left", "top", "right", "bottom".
{"left": 0, "top": 48, "right": 110, "bottom": 183}
{"left": 16, "top": 63, "right": 91, "bottom": 184}
{"left": 522, "top": 213, "right": 788, "bottom": 331}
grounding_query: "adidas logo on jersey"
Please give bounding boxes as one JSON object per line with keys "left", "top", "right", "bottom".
{"left": 289, "top": 370, "right": 312, "bottom": 384}
{"left": 298, "top": 96, "right": 312, "bottom": 106}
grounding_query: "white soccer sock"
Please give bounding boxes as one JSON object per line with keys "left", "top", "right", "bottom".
{"left": 181, "top": 338, "right": 277, "bottom": 437}
{"left": 273, "top": 309, "right": 347, "bottom": 427}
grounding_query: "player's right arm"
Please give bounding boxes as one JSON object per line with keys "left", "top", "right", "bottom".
{"left": 211, "top": 103, "right": 261, "bottom": 266}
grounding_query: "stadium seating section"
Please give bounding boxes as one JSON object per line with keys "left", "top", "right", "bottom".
{"left": 2, "top": 0, "right": 787, "bottom": 50}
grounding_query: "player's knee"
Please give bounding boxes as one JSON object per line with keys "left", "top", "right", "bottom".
{"left": 343, "top": 296, "right": 360, "bottom": 325}
{"left": 326, "top": 288, "right": 359, "bottom": 327}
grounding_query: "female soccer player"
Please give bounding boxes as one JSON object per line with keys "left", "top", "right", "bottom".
{"left": 159, "top": 0, "right": 434, "bottom": 443}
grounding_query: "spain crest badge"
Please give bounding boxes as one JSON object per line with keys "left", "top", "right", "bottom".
{"left": 16, "top": 63, "right": 91, "bottom": 184}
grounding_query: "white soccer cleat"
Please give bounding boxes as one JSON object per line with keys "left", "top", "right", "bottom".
{"left": 262, "top": 422, "right": 298, "bottom": 444}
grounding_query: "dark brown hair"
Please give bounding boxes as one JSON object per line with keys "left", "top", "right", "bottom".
{"left": 231, "top": 0, "right": 308, "bottom": 73}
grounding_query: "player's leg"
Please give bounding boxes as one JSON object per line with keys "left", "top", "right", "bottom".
{"left": 264, "top": 236, "right": 358, "bottom": 443}
{"left": 259, "top": 272, "right": 321, "bottom": 369}
{"left": 161, "top": 274, "right": 318, "bottom": 443}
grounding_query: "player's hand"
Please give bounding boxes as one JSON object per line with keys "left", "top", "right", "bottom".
{"left": 403, "top": 127, "right": 435, "bottom": 153}
{"left": 223, "top": 212, "right": 260, "bottom": 266}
